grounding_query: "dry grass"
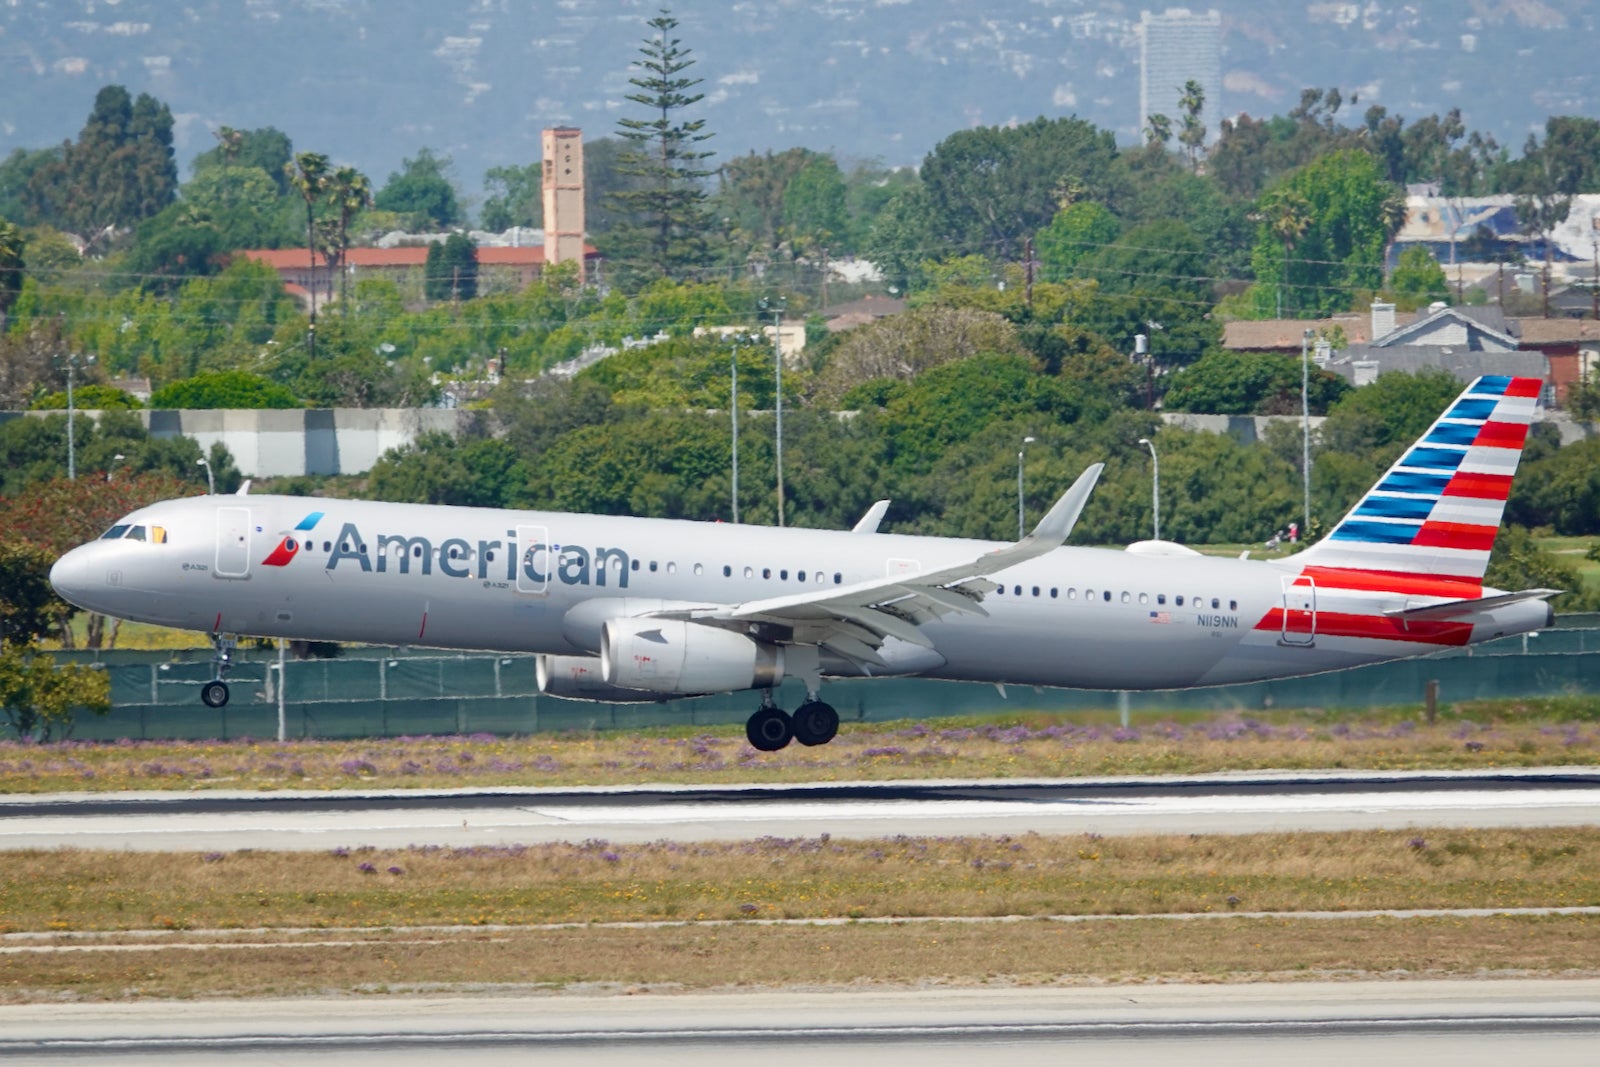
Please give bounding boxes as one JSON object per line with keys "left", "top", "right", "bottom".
{"left": 4, "top": 828, "right": 1597, "bottom": 934}
{"left": 5, "top": 916, "right": 1599, "bottom": 1002}
{"left": 4, "top": 705, "right": 1600, "bottom": 792}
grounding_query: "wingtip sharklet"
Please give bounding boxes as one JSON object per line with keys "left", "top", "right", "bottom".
{"left": 1028, "top": 462, "right": 1104, "bottom": 546}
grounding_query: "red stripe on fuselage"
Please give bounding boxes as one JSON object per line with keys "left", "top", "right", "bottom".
{"left": 1298, "top": 566, "right": 1483, "bottom": 599}
{"left": 1413, "top": 521, "right": 1498, "bottom": 552}
{"left": 1254, "top": 608, "right": 1474, "bottom": 646}
{"left": 1442, "top": 472, "right": 1514, "bottom": 500}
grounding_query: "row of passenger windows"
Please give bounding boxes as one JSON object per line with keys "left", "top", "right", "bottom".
{"left": 995, "top": 584, "right": 1238, "bottom": 611}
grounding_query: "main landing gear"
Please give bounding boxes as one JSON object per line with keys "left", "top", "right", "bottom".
{"left": 200, "top": 632, "right": 237, "bottom": 708}
{"left": 745, "top": 694, "right": 840, "bottom": 752}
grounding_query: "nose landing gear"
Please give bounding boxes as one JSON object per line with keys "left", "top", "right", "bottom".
{"left": 201, "top": 632, "right": 237, "bottom": 708}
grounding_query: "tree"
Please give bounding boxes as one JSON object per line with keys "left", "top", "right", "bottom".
{"left": 424, "top": 232, "right": 477, "bottom": 302}
{"left": 0, "top": 220, "right": 22, "bottom": 326}
{"left": 1177, "top": 80, "right": 1207, "bottom": 172}
{"left": 811, "top": 305, "right": 1025, "bottom": 407}
{"left": 27, "top": 85, "right": 178, "bottom": 246}
{"left": 373, "top": 148, "right": 461, "bottom": 230}
{"left": 782, "top": 155, "right": 850, "bottom": 255}
{"left": 718, "top": 148, "right": 820, "bottom": 258}
{"left": 0, "top": 644, "right": 110, "bottom": 741}
{"left": 604, "top": 9, "right": 717, "bottom": 288}
{"left": 286, "top": 151, "right": 331, "bottom": 331}
{"left": 191, "top": 126, "right": 295, "bottom": 195}
{"left": 326, "top": 165, "right": 373, "bottom": 307}
{"left": 480, "top": 163, "right": 543, "bottom": 231}
{"left": 368, "top": 430, "right": 526, "bottom": 508}
{"left": 0, "top": 541, "right": 66, "bottom": 647}
{"left": 919, "top": 116, "right": 1121, "bottom": 260}
{"left": 1035, "top": 201, "right": 1121, "bottom": 282}
{"left": 178, "top": 165, "right": 294, "bottom": 250}
{"left": 1162, "top": 349, "right": 1349, "bottom": 415}
{"left": 859, "top": 184, "right": 934, "bottom": 294}
{"left": 149, "top": 370, "right": 301, "bottom": 409}
{"left": 1245, "top": 150, "right": 1402, "bottom": 319}
{"left": 1388, "top": 246, "right": 1450, "bottom": 310}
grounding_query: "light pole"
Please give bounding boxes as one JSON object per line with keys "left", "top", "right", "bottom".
{"left": 1017, "top": 436, "right": 1035, "bottom": 538}
{"left": 1301, "top": 327, "right": 1313, "bottom": 537}
{"left": 107, "top": 453, "right": 125, "bottom": 483}
{"left": 761, "top": 298, "right": 786, "bottom": 526}
{"left": 730, "top": 340, "right": 740, "bottom": 524}
{"left": 197, "top": 456, "right": 215, "bottom": 495}
{"left": 61, "top": 352, "right": 93, "bottom": 480}
{"left": 1137, "top": 437, "right": 1160, "bottom": 541}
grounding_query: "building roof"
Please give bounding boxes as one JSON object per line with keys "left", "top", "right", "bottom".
{"left": 239, "top": 244, "right": 597, "bottom": 270}
{"left": 1221, "top": 315, "right": 1371, "bottom": 351}
{"left": 1512, "top": 317, "right": 1600, "bottom": 346}
{"left": 1326, "top": 345, "right": 1547, "bottom": 384}
{"left": 1373, "top": 304, "right": 1520, "bottom": 350}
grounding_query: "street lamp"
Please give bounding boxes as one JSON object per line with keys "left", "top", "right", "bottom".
{"left": 1137, "top": 437, "right": 1160, "bottom": 541}
{"left": 760, "top": 297, "right": 786, "bottom": 527}
{"left": 197, "top": 456, "right": 215, "bottom": 495}
{"left": 107, "top": 453, "right": 125, "bottom": 483}
{"left": 60, "top": 352, "right": 93, "bottom": 480}
{"left": 730, "top": 339, "right": 740, "bottom": 524}
{"left": 1301, "top": 327, "right": 1313, "bottom": 537}
{"left": 1017, "top": 436, "right": 1035, "bottom": 538}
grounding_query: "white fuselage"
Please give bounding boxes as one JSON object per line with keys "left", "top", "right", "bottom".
{"left": 49, "top": 494, "right": 1550, "bottom": 694}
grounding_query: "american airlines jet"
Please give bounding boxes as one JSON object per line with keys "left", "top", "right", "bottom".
{"left": 50, "top": 375, "right": 1557, "bottom": 751}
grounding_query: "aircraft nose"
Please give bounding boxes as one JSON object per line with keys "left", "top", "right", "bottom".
{"left": 49, "top": 546, "right": 98, "bottom": 609}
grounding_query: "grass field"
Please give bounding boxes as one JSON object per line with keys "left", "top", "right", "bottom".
{"left": 2, "top": 700, "right": 1599, "bottom": 792}
{"left": 3, "top": 828, "right": 1597, "bottom": 1000}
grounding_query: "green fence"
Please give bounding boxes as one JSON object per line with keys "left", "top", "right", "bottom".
{"left": 45, "top": 626, "right": 1600, "bottom": 742}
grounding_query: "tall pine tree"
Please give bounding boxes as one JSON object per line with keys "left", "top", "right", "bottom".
{"left": 604, "top": 10, "right": 715, "bottom": 289}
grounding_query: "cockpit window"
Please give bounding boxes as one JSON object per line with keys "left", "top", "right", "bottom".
{"left": 151, "top": 526, "right": 167, "bottom": 544}
{"left": 125, "top": 526, "right": 146, "bottom": 542}
{"left": 100, "top": 524, "right": 130, "bottom": 540}
{"left": 98, "top": 523, "right": 168, "bottom": 544}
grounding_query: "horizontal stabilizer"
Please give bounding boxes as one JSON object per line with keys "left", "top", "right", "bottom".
{"left": 1383, "top": 588, "right": 1562, "bottom": 622}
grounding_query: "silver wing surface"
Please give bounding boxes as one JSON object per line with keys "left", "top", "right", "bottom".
{"left": 654, "top": 463, "right": 1104, "bottom": 670}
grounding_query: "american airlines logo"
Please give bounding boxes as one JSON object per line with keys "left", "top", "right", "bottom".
{"left": 310, "top": 520, "right": 632, "bottom": 588}
{"left": 261, "top": 512, "right": 325, "bottom": 567}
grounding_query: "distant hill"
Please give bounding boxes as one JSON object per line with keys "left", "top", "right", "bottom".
{"left": 1, "top": 0, "right": 1595, "bottom": 210}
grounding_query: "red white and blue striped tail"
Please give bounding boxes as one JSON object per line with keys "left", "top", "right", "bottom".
{"left": 1296, "top": 375, "right": 1542, "bottom": 585}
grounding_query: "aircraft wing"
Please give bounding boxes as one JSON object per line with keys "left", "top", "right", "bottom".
{"left": 654, "top": 464, "right": 1103, "bottom": 668}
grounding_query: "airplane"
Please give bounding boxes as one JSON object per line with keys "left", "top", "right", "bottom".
{"left": 50, "top": 374, "right": 1557, "bottom": 752}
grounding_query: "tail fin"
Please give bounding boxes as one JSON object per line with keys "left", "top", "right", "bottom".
{"left": 1296, "top": 374, "right": 1542, "bottom": 585}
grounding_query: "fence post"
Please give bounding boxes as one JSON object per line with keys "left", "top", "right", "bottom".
{"left": 1425, "top": 678, "right": 1439, "bottom": 724}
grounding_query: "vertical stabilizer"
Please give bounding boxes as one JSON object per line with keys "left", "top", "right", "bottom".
{"left": 1295, "top": 375, "right": 1542, "bottom": 585}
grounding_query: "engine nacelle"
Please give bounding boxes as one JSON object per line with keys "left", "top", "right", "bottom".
{"left": 535, "top": 655, "right": 677, "bottom": 704}
{"left": 601, "top": 618, "right": 785, "bottom": 696}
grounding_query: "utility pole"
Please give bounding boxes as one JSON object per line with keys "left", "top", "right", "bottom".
{"left": 730, "top": 341, "right": 740, "bottom": 524}
{"left": 761, "top": 298, "right": 787, "bottom": 527}
{"left": 1024, "top": 236, "right": 1035, "bottom": 309}
{"left": 1301, "top": 328, "right": 1313, "bottom": 536}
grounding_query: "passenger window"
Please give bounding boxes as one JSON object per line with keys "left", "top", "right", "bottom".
{"left": 649, "top": 561, "right": 658, "bottom": 572}
{"left": 667, "top": 563, "right": 677, "bottom": 574}
{"left": 780, "top": 569, "right": 788, "bottom": 580}
{"left": 1103, "top": 591, "right": 1112, "bottom": 602}
{"left": 833, "top": 573, "right": 842, "bottom": 584}
{"left": 1120, "top": 591, "right": 1130, "bottom": 604}
{"left": 1068, "top": 588, "right": 1077, "bottom": 600}
{"left": 1138, "top": 592, "right": 1148, "bottom": 605}
{"left": 1050, "top": 588, "right": 1058, "bottom": 599}
{"left": 996, "top": 585, "right": 1005, "bottom": 596}
{"left": 1176, "top": 595, "right": 1184, "bottom": 606}
{"left": 100, "top": 524, "right": 130, "bottom": 540}
{"left": 1229, "top": 600, "right": 1237, "bottom": 611}
{"left": 1032, "top": 586, "right": 1040, "bottom": 597}
{"left": 1158, "top": 594, "right": 1166, "bottom": 605}
{"left": 723, "top": 565, "right": 731, "bottom": 577}
{"left": 744, "top": 566, "right": 754, "bottom": 579}
{"left": 1086, "top": 588, "right": 1094, "bottom": 600}
{"left": 692, "top": 563, "right": 701, "bottom": 576}
{"left": 763, "top": 568, "right": 771, "bottom": 579}
{"left": 1013, "top": 585, "right": 1022, "bottom": 596}
{"left": 1211, "top": 598, "right": 1220, "bottom": 609}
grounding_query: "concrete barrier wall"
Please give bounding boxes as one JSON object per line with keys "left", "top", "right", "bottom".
{"left": 1, "top": 408, "right": 472, "bottom": 477}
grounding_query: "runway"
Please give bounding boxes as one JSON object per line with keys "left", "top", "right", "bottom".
{"left": 2, "top": 981, "right": 1598, "bottom": 1065}
{"left": 2, "top": 769, "right": 1598, "bottom": 851}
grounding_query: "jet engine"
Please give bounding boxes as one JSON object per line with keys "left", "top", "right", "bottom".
{"left": 535, "top": 655, "right": 676, "bottom": 704}
{"left": 601, "top": 618, "right": 785, "bottom": 696}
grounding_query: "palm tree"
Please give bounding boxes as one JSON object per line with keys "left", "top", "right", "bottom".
{"left": 327, "top": 166, "right": 373, "bottom": 310}
{"left": 1252, "top": 188, "right": 1312, "bottom": 317}
{"left": 286, "top": 152, "right": 331, "bottom": 347}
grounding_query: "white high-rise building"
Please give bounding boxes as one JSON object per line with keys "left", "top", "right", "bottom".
{"left": 1138, "top": 8, "right": 1223, "bottom": 144}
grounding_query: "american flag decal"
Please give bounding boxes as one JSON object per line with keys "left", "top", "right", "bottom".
{"left": 1149, "top": 611, "right": 1171, "bottom": 624}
